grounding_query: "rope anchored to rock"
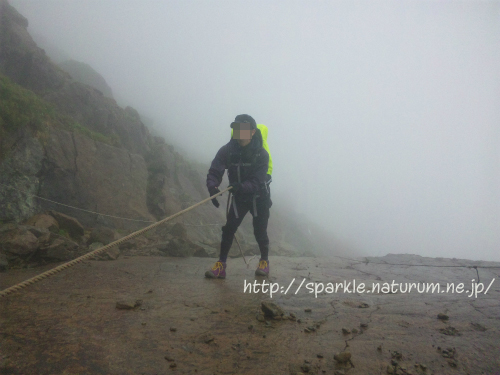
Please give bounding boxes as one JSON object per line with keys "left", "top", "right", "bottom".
{"left": 0, "top": 187, "right": 232, "bottom": 298}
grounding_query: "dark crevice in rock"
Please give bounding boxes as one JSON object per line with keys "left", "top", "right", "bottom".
{"left": 340, "top": 305, "right": 380, "bottom": 352}
{"left": 468, "top": 301, "right": 494, "bottom": 319}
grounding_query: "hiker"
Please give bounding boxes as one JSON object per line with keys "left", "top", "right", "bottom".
{"left": 205, "top": 114, "right": 272, "bottom": 279}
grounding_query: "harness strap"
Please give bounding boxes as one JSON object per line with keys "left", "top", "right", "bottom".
{"left": 232, "top": 193, "right": 239, "bottom": 218}
{"left": 264, "top": 175, "right": 272, "bottom": 194}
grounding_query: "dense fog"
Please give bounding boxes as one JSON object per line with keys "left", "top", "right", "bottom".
{"left": 10, "top": 0, "right": 500, "bottom": 261}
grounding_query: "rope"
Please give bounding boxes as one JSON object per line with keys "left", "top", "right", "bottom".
{"left": 0, "top": 187, "right": 232, "bottom": 298}
{"left": 182, "top": 223, "right": 223, "bottom": 227}
{"left": 0, "top": 182, "right": 156, "bottom": 223}
{"left": 0, "top": 182, "right": 227, "bottom": 227}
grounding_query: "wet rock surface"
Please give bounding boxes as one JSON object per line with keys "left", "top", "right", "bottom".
{"left": 0, "top": 254, "right": 499, "bottom": 374}
{"left": 48, "top": 211, "right": 85, "bottom": 240}
{"left": 23, "top": 214, "right": 59, "bottom": 232}
{"left": 89, "top": 227, "right": 119, "bottom": 245}
{"left": 0, "top": 226, "right": 39, "bottom": 255}
{"left": 39, "top": 237, "right": 80, "bottom": 261}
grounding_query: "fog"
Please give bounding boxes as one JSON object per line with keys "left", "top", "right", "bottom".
{"left": 9, "top": 0, "right": 500, "bottom": 261}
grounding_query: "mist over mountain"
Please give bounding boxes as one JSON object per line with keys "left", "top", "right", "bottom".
{"left": 3, "top": 0, "right": 500, "bottom": 262}
{"left": 30, "top": 31, "right": 70, "bottom": 64}
{"left": 1, "top": 3, "right": 499, "bottom": 373}
{"left": 0, "top": 0, "right": 356, "bottom": 273}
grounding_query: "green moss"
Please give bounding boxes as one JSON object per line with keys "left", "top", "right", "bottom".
{"left": 0, "top": 74, "right": 55, "bottom": 135}
{"left": 58, "top": 229, "right": 69, "bottom": 238}
{"left": 0, "top": 74, "right": 119, "bottom": 147}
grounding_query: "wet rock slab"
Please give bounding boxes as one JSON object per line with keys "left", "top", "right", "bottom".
{"left": 0, "top": 254, "right": 499, "bottom": 374}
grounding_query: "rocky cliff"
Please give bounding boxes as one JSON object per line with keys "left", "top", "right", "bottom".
{"left": 0, "top": 0, "right": 149, "bottom": 155}
{"left": 0, "top": 0, "right": 351, "bottom": 271}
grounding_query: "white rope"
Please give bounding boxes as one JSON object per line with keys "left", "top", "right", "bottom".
{"left": 0, "top": 187, "right": 233, "bottom": 297}
{"left": 0, "top": 182, "right": 156, "bottom": 223}
{"left": 0, "top": 182, "right": 229, "bottom": 227}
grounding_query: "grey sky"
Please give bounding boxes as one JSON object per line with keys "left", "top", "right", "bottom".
{"left": 9, "top": 0, "right": 500, "bottom": 261}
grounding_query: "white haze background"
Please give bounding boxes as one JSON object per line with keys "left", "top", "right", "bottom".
{"left": 9, "top": 0, "right": 500, "bottom": 261}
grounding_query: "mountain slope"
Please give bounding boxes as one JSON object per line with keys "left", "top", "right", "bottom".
{"left": 58, "top": 59, "right": 114, "bottom": 99}
{"left": 0, "top": 0, "right": 354, "bottom": 260}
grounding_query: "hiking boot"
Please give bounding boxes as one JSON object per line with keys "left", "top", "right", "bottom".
{"left": 205, "top": 261, "right": 226, "bottom": 279}
{"left": 255, "top": 259, "right": 269, "bottom": 276}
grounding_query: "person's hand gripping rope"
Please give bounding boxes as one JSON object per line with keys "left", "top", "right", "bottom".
{"left": 208, "top": 186, "right": 221, "bottom": 208}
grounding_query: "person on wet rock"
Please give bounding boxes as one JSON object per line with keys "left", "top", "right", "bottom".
{"left": 205, "top": 114, "right": 272, "bottom": 279}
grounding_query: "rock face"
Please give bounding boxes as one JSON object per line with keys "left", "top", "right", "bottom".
{"left": 0, "top": 126, "right": 156, "bottom": 230}
{"left": 0, "top": 0, "right": 356, "bottom": 263}
{"left": 0, "top": 0, "right": 157, "bottom": 230}
{"left": 0, "top": 0, "right": 149, "bottom": 155}
{"left": 38, "top": 130, "right": 155, "bottom": 230}
{"left": 0, "top": 132, "right": 45, "bottom": 223}
{"left": 58, "top": 59, "right": 114, "bottom": 99}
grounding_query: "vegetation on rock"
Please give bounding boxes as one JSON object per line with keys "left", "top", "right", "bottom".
{"left": 0, "top": 74, "right": 119, "bottom": 149}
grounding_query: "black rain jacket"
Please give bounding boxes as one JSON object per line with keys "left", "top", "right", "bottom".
{"left": 206, "top": 129, "right": 269, "bottom": 202}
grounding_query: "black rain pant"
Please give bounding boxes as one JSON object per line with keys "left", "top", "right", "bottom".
{"left": 219, "top": 194, "right": 271, "bottom": 261}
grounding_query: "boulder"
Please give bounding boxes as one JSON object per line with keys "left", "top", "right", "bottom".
{"left": 40, "top": 237, "right": 79, "bottom": 261}
{"left": 118, "top": 237, "right": 148, "bottom": 251}
{"left": 170, "top": 223, "right": 188, "bottom": 240}
{"left": 88, "top": 242, "right": 104, "bottom": 252}
{"left": 48, "top": 211, "right": 85, "bottom": 240}
{"left": 0, "top": 226, "right": 38, "bottom": 255}
{"left": 23, "top": 214, "right": 59, "bottom": 232}
{"left": 25, "top": 226, "right": 51, "bottom": 246}
{"left": 192, "top": 242, "right": 218, "bottom": 258}
{"left": 157, "top": 238, "right": 203, "bottom": 257}
{"left": 89, "top": 227, "right": 118, "bottom": 245}
{"left": 88, "top": 242, "right": 120, "bottom": 260}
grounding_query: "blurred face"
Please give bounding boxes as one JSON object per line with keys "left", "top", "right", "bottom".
{"left": 232, "top": 122, "right": 256, "bottom": 146}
